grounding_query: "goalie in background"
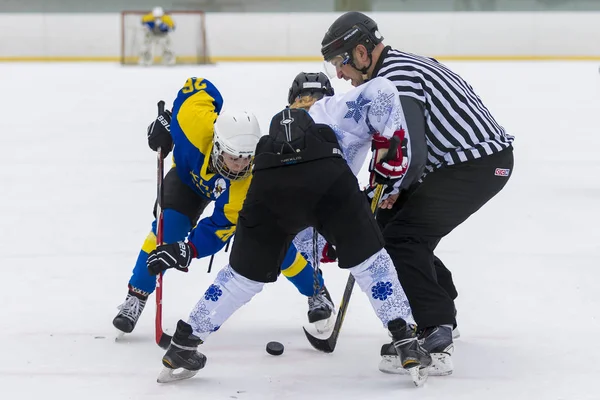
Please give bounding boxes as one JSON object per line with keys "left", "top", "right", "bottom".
{"left": 140, "top": 7, "right": 176, "bottom": 66}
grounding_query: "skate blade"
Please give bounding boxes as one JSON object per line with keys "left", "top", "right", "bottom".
{"left": 429, "top": 352, "right": 453, "bottom": 376}
{"left": 452, "top": 328, "right": 461, "bottom": 339}
{"left": 378, "top": 355, "right": 406, "bottom": 374}
{"left": 114, "top": 330, "right": 125, "bottom": 342}
{"left": 314, "top": 312, "right": 336, "bottom": 334}
{"left": 407, "top": 366, "right": 429, "bottom": 387}
{"left": 156, "top": 366, "right": 198, "bottom": 383}
{"left": 379, "top": 354, "right": 453, "bottom": 377}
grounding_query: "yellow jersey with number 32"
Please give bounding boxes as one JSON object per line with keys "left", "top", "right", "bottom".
{"left": 170, "top": 77, "right": 252, "bottom": 257}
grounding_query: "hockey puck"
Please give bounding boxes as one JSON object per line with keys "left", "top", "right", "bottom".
{"left": 266, "top": 341, "right": 284, "bottom": 356}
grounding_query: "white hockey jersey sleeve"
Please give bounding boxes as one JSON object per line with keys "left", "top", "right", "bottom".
{"left": 308, "top": 77, "right": 410, "bottom": 192}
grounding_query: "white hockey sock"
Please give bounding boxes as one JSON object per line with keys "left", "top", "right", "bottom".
{"left": 349, "top": 248, "right": 416, "bottom": 327}
{"left": 188, "top": 264, "right": 264, "bottom": 341}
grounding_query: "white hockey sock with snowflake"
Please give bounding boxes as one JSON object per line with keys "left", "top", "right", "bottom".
{"left": 188, "top": 264, "right": 264, "bottom": 341}
{"left": 349, "top": 248, "right": 416, "bottom": 327}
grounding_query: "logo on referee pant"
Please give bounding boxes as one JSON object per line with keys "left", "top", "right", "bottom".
{"left": 494, "top": 168, "right": 510, "bottom": 177}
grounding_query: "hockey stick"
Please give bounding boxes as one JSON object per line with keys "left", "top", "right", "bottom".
{"left": 207, "top": 235, "right": 231, "bottom": 273}
{"left": 311, "top": 228, "right": 321, "bottom": 297}
{"left": 207, "top": 255, "right": 214, "bottom": 273}
{"left": 310, "top": 227, "right": 323, "bottom": 309}
{"left": 155, "top": 100, "right": 173, "bottom": 349}
{"left": 303, "top": 135, "right": 400, "bottom": 353}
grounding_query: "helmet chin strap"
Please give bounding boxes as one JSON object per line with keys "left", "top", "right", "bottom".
{"left": 348, "top": 52, "right": 373, "bottom": 81}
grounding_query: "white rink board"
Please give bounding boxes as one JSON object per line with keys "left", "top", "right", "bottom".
{"left": 1, "top": 12, "right": 600, "bottom": 60}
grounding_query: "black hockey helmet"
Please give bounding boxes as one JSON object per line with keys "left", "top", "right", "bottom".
{"left": 321, "top": 12, "right": 383, "bottom": 62}
{"left": 287, "top": 72, "right": 334, "bottom": 105}
{"left": 253, "top": 107, "right": 342, "bottom": 171}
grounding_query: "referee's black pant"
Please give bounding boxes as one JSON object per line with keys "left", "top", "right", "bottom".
{"left": 378, "top": 146, "right": 514, "bottom": 329}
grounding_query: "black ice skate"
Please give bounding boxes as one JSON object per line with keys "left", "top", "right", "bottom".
{"left": 419, "top": 325, "right": 454, "bottom": 376}
{"left": 379, "top": 325, "right": 453, "bottom": 377}
{"left": 113, "top": 287, "right": 148, "bottom": 337}
{"left": 157, "top": 320, "right": 206, "bottom": 383}
{"left": 384, "top": 318, "right": 432, "bottom": 387}
{"left": 307, "top": 286, "right": 335, "bottom": 333}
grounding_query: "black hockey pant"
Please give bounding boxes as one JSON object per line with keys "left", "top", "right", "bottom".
{"left": 381, "top": 147, "right": 514, "bottom": 329}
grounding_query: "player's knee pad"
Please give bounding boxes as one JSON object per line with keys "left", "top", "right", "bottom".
{"left": 348, "top": 248, "right": 415, "bottom": 327}
{"left": 216, "top": 264, "right": 265, "bottom": 301}
{"left": 133, "top": 211, "right": 189, "bottom": 293}
{"left": 129, "top": 248, "right": 158, "bottom": 293}
{"left": 156, "top": 209, "right": 192, "bottom": 244}
{"left": 188, "top": 265, "right": 265, "bottom": 340}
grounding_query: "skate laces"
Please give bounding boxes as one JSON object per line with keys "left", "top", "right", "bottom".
{"left": 392, "top": 325, "right": 418, "bottom": 349}
{"left": 393, "top": 337, "right": 417, "bottom": 347}
{"left": 308, "top": 289, "right": 334, "bottom": 312}
{"left": 118, "top": 295, "right": 146, "bottom": 321}
{"left": 418, "top": 326, "right": 452, "bottom": 352}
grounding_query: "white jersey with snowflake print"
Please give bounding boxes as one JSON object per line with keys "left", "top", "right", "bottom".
{"left": 291, "top": 78, "right": 411, "bottom": 272}
{"left": 308, "top": 76, "right": 409, "bottom": 186}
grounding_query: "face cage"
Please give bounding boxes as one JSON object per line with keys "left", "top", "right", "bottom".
{"left": 323, "top": 52, "right": 351, "bottom": 78}
{"left": 212, "top": 153, "right": 253, "bottom": 181}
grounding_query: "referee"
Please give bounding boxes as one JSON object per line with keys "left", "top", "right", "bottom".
{"left": 320, "top": 11, "right": 514, "bottom": 375}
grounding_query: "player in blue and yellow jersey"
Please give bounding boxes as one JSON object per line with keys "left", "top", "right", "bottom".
{"left": 140, "top": 7, "right": 176, "bottom": 66}
{"left": 113, "top": 77, "right": 335, "bottom": 336}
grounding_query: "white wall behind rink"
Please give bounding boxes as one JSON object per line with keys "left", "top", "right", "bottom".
{"left": 2, "top": 12, "right": 600, "bottom": 61}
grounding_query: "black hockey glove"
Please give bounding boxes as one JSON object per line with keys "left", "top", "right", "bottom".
{"left": 147, "top": 109, "right": 173, "bottom": 158}
{"left": 147, "top": 241, "right": 196, "bottom": 275}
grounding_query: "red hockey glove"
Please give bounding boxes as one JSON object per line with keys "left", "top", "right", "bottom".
{"left": 369, "top": 129, "right": 408, "bottom": 187}
{"left": 320, "top": 242, "right": 337, "bottom": 263}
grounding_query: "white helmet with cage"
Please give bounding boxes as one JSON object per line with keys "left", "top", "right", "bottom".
{"left": 152, "top": 7, "right": 165, "bottom": 18}
{"left": 212, "top": 110, "right": 262, "bottom": 180}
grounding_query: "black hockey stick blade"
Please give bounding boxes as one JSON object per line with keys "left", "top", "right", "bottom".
{"left": 158, "top": 332, "right": 172, "bottom": 350}
{"left": 302, "top": 327, "right": 335, "bottom": 353}
{"left": 303, "top": 275, "right": 355, "bottom": 353}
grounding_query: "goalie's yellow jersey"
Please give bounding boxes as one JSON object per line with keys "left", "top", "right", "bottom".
{"left": 141, "top": 13, "right": 175, "bottom": 32}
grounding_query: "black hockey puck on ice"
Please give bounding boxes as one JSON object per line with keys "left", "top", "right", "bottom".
{"left": 266, "top": 341, "right": 284, "bottom": 356}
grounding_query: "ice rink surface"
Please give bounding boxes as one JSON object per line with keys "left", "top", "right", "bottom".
{"left": 1, "top": 61, "right": 599, "bottom": 399}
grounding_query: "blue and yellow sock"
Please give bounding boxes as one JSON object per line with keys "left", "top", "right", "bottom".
{"left": 281, "top": 243, "right": 324, "bottom": 297}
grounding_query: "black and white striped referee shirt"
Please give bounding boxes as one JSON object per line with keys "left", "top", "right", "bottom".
{"left": 372, "top": 46, "right": 514, "bottom": 176}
